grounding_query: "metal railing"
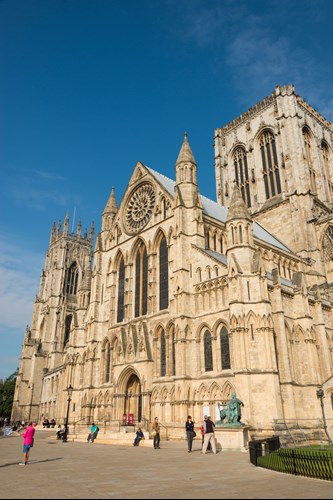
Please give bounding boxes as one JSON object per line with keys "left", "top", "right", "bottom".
{"left": 257, "top": 448, "right": 333, "bottom": 481}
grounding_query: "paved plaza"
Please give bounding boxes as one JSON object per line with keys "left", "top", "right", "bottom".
{"left": 0, "top": 430, "right": 332, "bottom": 499}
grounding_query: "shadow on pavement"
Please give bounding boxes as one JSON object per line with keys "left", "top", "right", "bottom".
{"left": 0, "top": 457, "right": 63, "bottom": 468}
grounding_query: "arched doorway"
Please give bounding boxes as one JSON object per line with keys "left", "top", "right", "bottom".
{"left": 124, "top": 373, "right": 142, "bottom": 423}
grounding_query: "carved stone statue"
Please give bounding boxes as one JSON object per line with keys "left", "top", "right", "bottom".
{"left": 218, "top": 392, "right": 245, "bottom": 426}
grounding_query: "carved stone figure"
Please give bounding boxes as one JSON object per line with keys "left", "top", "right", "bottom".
{"left": 218, "top": 392, "right": 244, "bottom": 426}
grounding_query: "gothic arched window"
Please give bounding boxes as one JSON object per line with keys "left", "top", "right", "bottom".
{"left": 160, "top": 330, "right": 166, "bottom": 376}
{"left": 204, "top": 330, "right": 213, "bottom": 372}
{"left": 162, "top": 198, "right": 167, "bottom": 219}
{"left": 135, "top": 243, "right": 148, "bottom": 317}
{"left": 159, "top": 235, "right": 169, "bottom": 310}
{"left": 65, "top": 262, "right": 79, "bottom": 295}
{"left": 322, "top": 141, "right": 333, "bottom": 196}
{"left": 171, "top": 329, "right": 176, "bottom": 376}
{"left": 220, "top": 326, "right": 231, "bottom": 370}
{"left": 233, "top": 147, "right": 251, "bottom": 207}
{"left": 259, "top": 130, "right": 281, "bottom": 200}
{"left": 64, "top": 315, "right": 72, "bottom": 346}
{"left": 322, "top": 226, "right": 333, "bottom": 261}
{"left": 205, "top": 228, "right": 210, "bottom": 249}
{"left": 104, "top": 341, "right": 111, "bottom": 383}
{"left": 117, "top": 257, "right": 125, "bottom": 323}
{"left": 303, "top": 127, "right": 316, "bottom": 193}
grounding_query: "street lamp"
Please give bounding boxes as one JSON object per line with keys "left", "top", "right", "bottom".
{"left": 62, "top": 384, "right": 73, "bottom": 443}
{"left": 316, "top": 387, "right": 333, "bottom": 445}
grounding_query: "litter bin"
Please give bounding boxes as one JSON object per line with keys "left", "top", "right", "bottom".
{"left": 249, "top": 436, "right": 280, "bottom": 465}
{"left": 249, "top": 440, "right": 262, "bottom": 466}
{"left": 264, "top": 435, "right": 280, "bottom": 454}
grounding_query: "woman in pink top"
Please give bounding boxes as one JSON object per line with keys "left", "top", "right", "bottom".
{"left": 20, "top": 422, "right": 36, "bottom": 465}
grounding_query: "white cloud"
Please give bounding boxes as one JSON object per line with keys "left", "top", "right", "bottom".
{"left": 0, "top": 237, "right": 43, "bottom": 330}
{"left": 169, "top": 1, "right": 333, "bottom": 120}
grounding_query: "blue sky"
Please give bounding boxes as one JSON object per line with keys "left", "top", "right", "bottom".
{"left": 1, "top": 0, "right": 333, "bottom": 380}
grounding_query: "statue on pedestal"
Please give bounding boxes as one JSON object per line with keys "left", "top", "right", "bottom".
{"left": 218, "top": 392, "right": 245, "bottom": 426}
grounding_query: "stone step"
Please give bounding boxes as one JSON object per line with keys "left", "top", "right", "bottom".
{"left": 51, "top": 429, "right": 155, "bottom": 446}
{"left": 77, "top": 437, "right": 154, "bottom": 446}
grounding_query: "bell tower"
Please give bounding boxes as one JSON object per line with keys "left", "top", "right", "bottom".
{"left": 12, "top": 215, "right": 94, "bottom": 422}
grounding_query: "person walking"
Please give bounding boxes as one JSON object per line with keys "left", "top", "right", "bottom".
{"left": 152, "top": 417, "right": 161, "bottom": 449}
{"left": 87, "top": 422, "right": 99, "bottom": 443}
{"left": 185, "top": 415, "right": 196, "bottom": 452}
{"left": 19, "top": 422, "right": 36, "bottom": 465}
{"left": 202, "top": 415, "right": 216, "bottom": 454}
{"left": 200, "top": 421, "right": 212, "bottom": 451}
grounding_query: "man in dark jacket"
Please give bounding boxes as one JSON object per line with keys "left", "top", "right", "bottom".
{"left": 202, "top": 415, "right": 216, "bottom": 454}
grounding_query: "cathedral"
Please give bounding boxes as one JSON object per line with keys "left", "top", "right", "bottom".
{"left": 12, "top": 85, "right": 333, "bottom": 443}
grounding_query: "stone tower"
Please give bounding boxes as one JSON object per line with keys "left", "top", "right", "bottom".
{"left": 12, "top": 215, "right": 94, "bottom": 422}
{"left": 214, "top": 84, "right": 333, "bottom": 281}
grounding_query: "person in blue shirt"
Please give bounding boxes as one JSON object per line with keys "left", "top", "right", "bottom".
{"left": 133, "top": 427, "right": 145, "bottom": 446}
{"left": 87, "top": 423, "right": 99, "bottom": 443}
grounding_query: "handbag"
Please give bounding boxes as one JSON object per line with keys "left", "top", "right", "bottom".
{"left": 152, "top": 430, "right": 157, "bottom": 437}
{"left": 192, "top": 431, "right": 196, "bottom": 438}
{"left": 30, "top": 438, "right": 34, "bottom": 448}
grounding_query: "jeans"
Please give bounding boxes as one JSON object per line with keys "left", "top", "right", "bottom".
{"left": 153, "top": 433, "right": 160, "bottom": 448}
{"left": 87, "top": 431, "right": 98, "bottom": 442}
{"left": 186, "top": 431, "right": 195, "bottom": 451}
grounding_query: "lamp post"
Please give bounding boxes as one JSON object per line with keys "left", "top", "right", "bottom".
{"left": 316, "top": 387, "right": 332, "bottom": 445}
{"left": 63, "top": 385, "right": 73, "bottom": 443}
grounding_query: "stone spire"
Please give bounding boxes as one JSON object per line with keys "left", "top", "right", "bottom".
{"left": 49, "top": 220, "right": 56, "bottom": 245}
{"left": 63, "top": 212, "right": 69, "bottom": 235}
{"left": 103, "top": 187, "right": 117, "bottom": 215}
{"left": 176, "top": 132, "right": 197, "bottom": 165}
{"left": 175, "top": 132, "right": 198, "bottom": 202}
{"left": 102, "top": 187, "right": 118, "bottom": 231}
{"left": 227, "top": 183, "right": 251, "bottom": 222}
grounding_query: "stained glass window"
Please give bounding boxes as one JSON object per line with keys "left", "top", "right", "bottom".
{"left": 159, "top": 236, "right": 169, "bottom": 310}
{"left": 135, "top": 244, "right": 148, "bottom": 317}
{"left": 234, "top": 147, "right": 251, "bottom": 207}
{"left": 65, "top": 262, "right": 78, "bottom": 295}
{"left": 117, "top": 257, "right": 125, "bottom": 322}
{"left": 220, "top": 327, "right": 231, "bottom": 369}
{"left": 260, "top": 130, "right": 281, "bottom": 199}
{"left": 204, "top": 330, "right": 213, "bottom": 371}
{"left": 160, "top": 330, "right": 166, "bottom": 376}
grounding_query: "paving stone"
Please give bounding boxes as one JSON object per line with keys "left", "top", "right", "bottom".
{"left": 0, "top": 430, "right": 332, "bottom": 499}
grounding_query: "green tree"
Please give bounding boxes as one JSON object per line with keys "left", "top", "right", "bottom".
{"left": 0, "top": 369, "right": 18, "bottom": 419}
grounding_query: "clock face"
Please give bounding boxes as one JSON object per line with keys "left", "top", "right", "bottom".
{"left": 124, "top": 183, "right": 156, "bottom": 234}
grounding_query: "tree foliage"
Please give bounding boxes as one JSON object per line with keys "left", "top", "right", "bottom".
{"left": 0, "top": 369, "right": 18, "bottom": 418}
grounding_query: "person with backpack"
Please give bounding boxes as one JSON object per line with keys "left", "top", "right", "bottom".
{"left": 202, "top": 415, "right": 216, "bottom": 454}
{"left": 87, "top": 422, "right": 99, "bottom": 443}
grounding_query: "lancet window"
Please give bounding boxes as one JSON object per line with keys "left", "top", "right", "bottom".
{"left": 204, "top": 330, "right": 213, "bottom": 372}
{"left": 233, "top": 147, "right": 251, "bottom": 207}
{"left": 117, "top": 257, "right": 125, "bottom": 322}
{"left": 220, "top": 326, "right": 231, "bottom": 369}
{"left": 160, "top": 330, "right": 166, "bottom": 376}
{"left": 159, "top": 235, "right": 169, "bottom": 310}
{"left": 135, "top": 243, "right": 148, "bottom": 317}
{"left": 65, "top": 262, "right": 79, "bottom": 295}
{"left": 64, "top": 315, "right": 72, "bottom": 346}
{"left": 303, "top": 127, "right": 316, "bottom": 193}
{"left": 322, "top": 141, "right": 333, "bottom": 196}
{"left": 259, "top": 130, "right": 281, "bottom": 199}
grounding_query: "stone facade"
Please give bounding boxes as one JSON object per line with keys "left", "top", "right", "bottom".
{"left": 12, "top": 86, "right": 333, "bottom": 442}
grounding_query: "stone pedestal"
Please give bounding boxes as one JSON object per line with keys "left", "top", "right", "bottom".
{"left": 214, "top": 425, "right": 250, "bottom": 452}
